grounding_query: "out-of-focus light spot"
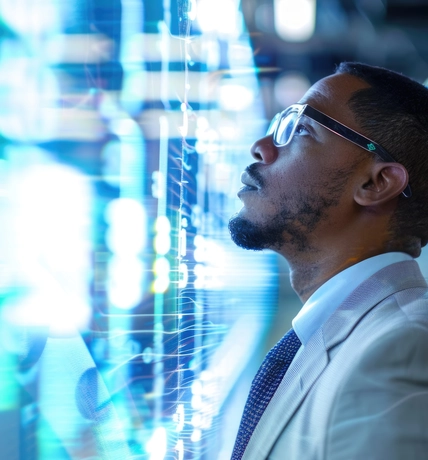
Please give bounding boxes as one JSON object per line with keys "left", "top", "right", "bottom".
{"left": 274, "top": 0, "right": 316, "bottom": 42}
{"left": 194, "top": 263, "right": 205, "bottom": 290}
{"left": 154, "top": 233, "right": 171, "bottom": 255}
{"left": 200, "top": 370, "right": 212, "bottom": 381}
{"left": 218, "top": 120, "right": 238, "bottom": 140}
{"left": 153, "top": 275, "right": 169, "bottom": 293}
{"left": 178, "top": 263, "right": 188, "bottom": 289}
{"left": 274, "top": 72, "right": 311, "bottom": 109}
{"left": 153, "top": 257, "right": 170, "bottom": 277}
{"left": 152, "top": 255, "right": 170, "bottom": 293}
{"left": 191, "top": 394, "right": 202, "bottom": 410}
{"left": 191, "top": 429, "right": 202, "bottom": 443}
{"left": 192, "top": 379, "right": 203, "bottom": 395}
{"left": 107, "top": 256, "right": 144, "bottom": 310}
{"left": 155, "top": 216, "right": 171, "bottom": 234}
{"left": 0, "top": 59, "right": 59, "bottom": 141}
{"left": 146, "top": 426, "right": 167, "bottom": 460}
{"left": 7, "top": 157, "right": 92, "bottom": 333}
{"left": 154, "top": 216, "right": 171, "bottom": 255}
{"left": 196, "top": 0, "right": 240, "bottom": 36}
{"left": 204, "top": 39, "right": 221, "bottom": 70}
{"left": 0, "top": 0, "right": 59, "bottom": 36}
{"left": 191, "top": 413, "right": 202, "bottom": 428}
{"left": 188, "top": 0, "right": 198, "bottom": 20}
{"left": 219, "top": 84, "right": 255, "bottom": 111}
{"left": 111, "top": 117, "right": 140, "bottom": 137}
{"left": 197, "top": 116, "right": 209, "bottom": 131}
{"left": 105, "top": 198, "right": 146, "bottom": 255}
{"left": 142, "top": 346, "right": 153, "bottom": 364}
{"left": 3, "top": 290, "right": 90, "bottom": 335}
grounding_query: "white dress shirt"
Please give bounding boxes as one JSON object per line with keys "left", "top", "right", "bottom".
{"left": 292, "top": 252, "right": 413, "bottom": 347}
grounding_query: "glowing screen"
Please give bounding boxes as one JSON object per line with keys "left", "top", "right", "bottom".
{"left": 0, "top": 1, "right": 278, "bottom": 458}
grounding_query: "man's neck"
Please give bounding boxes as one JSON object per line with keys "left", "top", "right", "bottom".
{"left": 285, "top": 247, "right": 388, "bottom": 303}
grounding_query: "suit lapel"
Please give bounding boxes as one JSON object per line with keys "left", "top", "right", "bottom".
{"left": 242, "top": 260, "right": 427, "bottom": 460}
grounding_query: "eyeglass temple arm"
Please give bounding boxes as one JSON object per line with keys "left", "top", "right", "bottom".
{"left": 304, "top": 106, "right": 412, "bottom": 198}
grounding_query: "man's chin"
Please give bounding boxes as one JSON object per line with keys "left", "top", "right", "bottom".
{"left": 228, "top": 215, "right": 274, "bottom": 251}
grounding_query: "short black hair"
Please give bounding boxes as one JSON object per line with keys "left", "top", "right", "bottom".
{"left": 336, "top": 61, "right": 428, "bottom": 255}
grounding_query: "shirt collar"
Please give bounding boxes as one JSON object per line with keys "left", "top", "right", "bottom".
{"left": 292, "top": 252, "right": 413, "bottom": 346}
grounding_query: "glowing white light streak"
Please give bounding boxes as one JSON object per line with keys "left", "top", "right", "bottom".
{"left": 175, "top": 404, "right": 185, "bottom": 432}
{"left": 176, "top": 439, "right": 184, "bottom": 460}
{"left": 274, "top": 0, "right": 316, "bottom": 42}
{"left": 179, "top": 228, "right": 187, "bottom": 257}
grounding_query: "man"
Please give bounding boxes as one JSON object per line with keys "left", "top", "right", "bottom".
{"left": 228, "top": 62, "right": 428, "bottom": 459}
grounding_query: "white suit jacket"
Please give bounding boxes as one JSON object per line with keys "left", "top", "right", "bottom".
{"left": 242, "top": 259, "right": 428, "bottom": 460}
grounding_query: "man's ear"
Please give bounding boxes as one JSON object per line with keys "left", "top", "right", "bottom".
{"left": 354, "top": 162, "right": 409, "bottom": 206}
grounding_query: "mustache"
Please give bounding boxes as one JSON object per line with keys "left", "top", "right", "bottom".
{"left": 246, "top": 163, "right": 265, "bottom": 188}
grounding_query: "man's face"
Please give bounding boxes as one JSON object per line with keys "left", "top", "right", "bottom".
{"left": 229, "top": 73, "right": 373, "bottom": 254}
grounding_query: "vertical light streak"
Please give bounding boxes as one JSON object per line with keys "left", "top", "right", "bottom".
{"left": 152, "top": 116, "right": 170, "bottom": 425}
{"left": 105, "top": 0, "right": 146, "bottom": 441}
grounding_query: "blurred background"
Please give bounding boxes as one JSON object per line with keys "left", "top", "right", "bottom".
{"left": 0, "top": 0, "right": 427, "bottom": 459}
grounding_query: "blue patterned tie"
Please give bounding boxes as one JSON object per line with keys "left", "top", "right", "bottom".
{"left": 231, "top": 329, "right": 301, "bottom": 460}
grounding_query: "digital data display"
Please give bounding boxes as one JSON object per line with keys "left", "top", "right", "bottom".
{"left": 0, "top": 1, "right": 279, "bottom": 458}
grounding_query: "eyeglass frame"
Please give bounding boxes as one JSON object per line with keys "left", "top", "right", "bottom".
{"left": 267, "top": 103, "right": 412, "bottom": 198}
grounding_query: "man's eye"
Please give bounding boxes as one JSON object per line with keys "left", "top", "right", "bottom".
{"left": 295, "top": 123, "right": 309, "bottom": 135}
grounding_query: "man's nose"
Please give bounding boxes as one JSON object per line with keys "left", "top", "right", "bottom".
{"left": 250, "top": 135, "right": 279, "bottom": 164}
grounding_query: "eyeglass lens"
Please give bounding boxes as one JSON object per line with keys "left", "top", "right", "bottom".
{"left": 266, "top": 108, "right": 300, "bottom": 146}
{"left": 275, "top": 111, "right": 298, "bottom": 145}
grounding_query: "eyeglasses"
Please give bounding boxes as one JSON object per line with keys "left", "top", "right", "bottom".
{"left": 267, "top": 103, "right": 412, "bottom": 198}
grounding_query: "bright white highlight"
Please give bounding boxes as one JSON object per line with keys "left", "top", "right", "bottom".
{"left": 107, "top": 256, "right": 144, "bottom": 310}
{"left": 146, "top": 426, "right": 167, "bottom": 460}
{"left": 196, "top": 0, "right": 241, "bottom": 36}
{"left": 274, "top": 0, "right": 316, "bottom": 42}
{"left": 105, "top": 198, "right": 147, "bottom": 309}
{"left": 105, "top": 198, "right": 146, "bottom": 255}
{"left": 0, "top": 0, "right": 59, "bottom": 36}
{"left": 5, "top": 152, "right": 92, "bottom": 333}
{"left": 219, "top": 84, "right": 255, "bottom": 111}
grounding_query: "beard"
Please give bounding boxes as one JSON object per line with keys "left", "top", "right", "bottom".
{"left": 228, "top": 165, "right": 356, "bottom": 252}
{"left": 228, "top": 205, "right": 310, "bottom": 252}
